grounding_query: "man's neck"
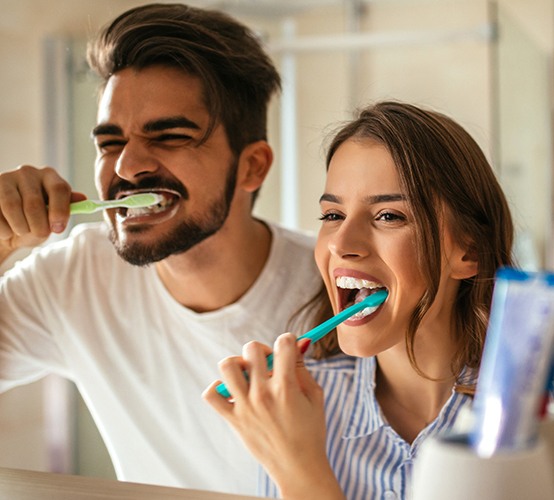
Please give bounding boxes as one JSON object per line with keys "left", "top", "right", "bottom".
{"left": 155, "top": 218, "right": 272, "bottom": 312}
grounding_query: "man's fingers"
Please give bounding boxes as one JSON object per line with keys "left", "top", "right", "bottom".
{"left": 41, "top": 168, "right": 73, "bottom": 234}
{"left": 0, "top": 175, "right": 31, "bottom": 237}
{"left": 17, "top": 175, "right": 51, "bottom": 237}
{"left": 0, "top": 166, "right": 73, "bottom": 239}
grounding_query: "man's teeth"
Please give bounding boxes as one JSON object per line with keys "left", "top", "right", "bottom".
{"left": 126, "top": 196, "right": 173, "bottom": 216}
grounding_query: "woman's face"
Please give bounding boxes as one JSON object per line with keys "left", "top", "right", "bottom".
{"left": 315, "top": 138, "right": 463, "bottom": 357}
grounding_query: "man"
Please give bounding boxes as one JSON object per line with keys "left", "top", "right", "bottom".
{"left": 0, "top": 4, "right": 321, "bottom": 496}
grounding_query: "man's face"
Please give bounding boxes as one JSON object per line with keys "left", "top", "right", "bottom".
{"left": 92, "top": 65, "right": 238, "bottom": 265}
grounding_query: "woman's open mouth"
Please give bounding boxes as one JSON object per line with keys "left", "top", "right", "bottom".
{"left": 336, "top": 276, "right": 388, "bottom": 320}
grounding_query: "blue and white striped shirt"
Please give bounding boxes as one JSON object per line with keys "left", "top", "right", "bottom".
{"left": 259, "top": 354, "right": 474, "bottom": 499}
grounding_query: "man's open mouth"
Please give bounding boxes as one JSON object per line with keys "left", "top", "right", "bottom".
{"left": 336, "top": 276, "right": 387, "bottom": 319}
{"left": 116, "top": 190, "right": 180, "bottom": 218}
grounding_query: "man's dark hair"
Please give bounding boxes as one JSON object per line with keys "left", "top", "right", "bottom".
{"left": 87, "top": 3, "right": 281, "bottom": 157}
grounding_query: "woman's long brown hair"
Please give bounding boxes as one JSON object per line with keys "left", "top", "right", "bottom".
{"left": 289, "top": 101, "right": 514, "bottom": 393}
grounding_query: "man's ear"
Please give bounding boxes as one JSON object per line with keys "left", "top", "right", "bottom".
{"left": 237, "top": 140, "right": 273, "bottom": 193}
{"left": 450, "top": 242, "right": 479, "bottom": 280}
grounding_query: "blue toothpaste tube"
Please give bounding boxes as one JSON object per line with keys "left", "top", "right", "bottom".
{"left": 470, "top": 267, "right": 554, "bottom": 457}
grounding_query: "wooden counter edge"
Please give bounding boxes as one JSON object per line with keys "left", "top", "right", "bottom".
{"left": 0, "top": 467, "right": 264, "bottom": 499}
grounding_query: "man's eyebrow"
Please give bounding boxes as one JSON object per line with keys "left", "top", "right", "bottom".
{"left": 319, "top": 193, "right": 406, "bottom": 204}
{"left": 143, "top": 116, "right": 201, "bottom": 133}
{"left": 91, "top": 124, "right": 123, "bottom": 137}
{"left": 91, "top": 116, "right": 201, "bottom": 138}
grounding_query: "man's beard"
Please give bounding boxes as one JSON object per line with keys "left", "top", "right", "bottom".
{"left": 109, "top": 159, "right": 238, "bottom": 267}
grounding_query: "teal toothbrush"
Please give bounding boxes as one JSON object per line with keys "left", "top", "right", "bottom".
{"left": 69, "top": 193, "right": 164, "bottom": 215}
{"left": 216, "top": 289, "right": 388, "bottom": 398}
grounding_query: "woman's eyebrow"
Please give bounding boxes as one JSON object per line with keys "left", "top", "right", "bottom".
{"left": 363, "top": 193, "right": 406, "bottom": 204}
{"left": 319, "top": 193, "right": 341, "bottom": 204}
{"left": 319, "top": 193, "right": 406, "bottom": 204}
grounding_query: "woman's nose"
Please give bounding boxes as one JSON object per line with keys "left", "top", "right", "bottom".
{"left": 328, "top": 220, "right": 371, "bottom": 260}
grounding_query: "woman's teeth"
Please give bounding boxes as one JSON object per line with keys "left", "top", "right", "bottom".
{"left": 350, "top": 304, "right": 380, "bottom": 320}
{"left": 336, "top": 276, "right": 386, "bottom": 319}
{"left": 336, "top": 276, "right": 382, "bottom": 290}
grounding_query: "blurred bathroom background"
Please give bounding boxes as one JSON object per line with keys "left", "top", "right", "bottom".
{"left": 0, "top": 0, "right": 552, "bottom": 480}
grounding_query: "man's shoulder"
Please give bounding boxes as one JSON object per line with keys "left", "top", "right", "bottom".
{"left": 268, "top": 221, "right": 316, "bottom": 250}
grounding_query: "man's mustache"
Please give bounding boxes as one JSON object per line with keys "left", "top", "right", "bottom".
{"left": 107, "top": 177, "right": 189, "bottom": 200}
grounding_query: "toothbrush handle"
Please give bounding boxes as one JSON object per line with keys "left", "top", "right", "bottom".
{"left": 215, "top": 290, "right": 388, "bottom": 398}
{"left": 297, "top": 289, "right": 388, "bottom": 343}
{"left": 266, "top": 289, "right": 388, "bottom": 370}
{"left": 69, "top": 200, "right": 101, "bottom": 215}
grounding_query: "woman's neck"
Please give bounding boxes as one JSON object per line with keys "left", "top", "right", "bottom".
{"left": 374, "top": 333, "right": 458, "bottom": 443}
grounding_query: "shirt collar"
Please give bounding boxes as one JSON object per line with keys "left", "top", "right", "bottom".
{"left": 341, "top": 357, "right": 476, "bottom": 441}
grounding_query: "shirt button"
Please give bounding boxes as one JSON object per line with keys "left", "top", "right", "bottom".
{"left": 384, "top": 492, "right": 397, "bottom": 500}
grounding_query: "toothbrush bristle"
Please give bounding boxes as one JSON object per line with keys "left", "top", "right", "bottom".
{"left": 126, "top": 193, "right": 163, "bottom": 207}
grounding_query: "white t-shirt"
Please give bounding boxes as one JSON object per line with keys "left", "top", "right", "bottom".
{"left": 0, "top": 221, "right": 321, "bottom": 495}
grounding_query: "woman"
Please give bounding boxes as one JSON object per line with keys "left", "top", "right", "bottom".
{"left": 204, "top": 101, "right": 514, "bottom": 499}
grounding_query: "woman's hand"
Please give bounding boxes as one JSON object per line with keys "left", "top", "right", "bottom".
{"left": 203, "top": 333, "right": 346, "bottom": 500}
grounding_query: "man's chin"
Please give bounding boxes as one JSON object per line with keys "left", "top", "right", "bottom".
{"left": 113, "top": 243, "right": 167, "bottom": 266}
{"left": 109, "top": 230, "right": 172, "bottom": 266}
{"left": 108, "top": 225, "right": 218, "bottom": 267}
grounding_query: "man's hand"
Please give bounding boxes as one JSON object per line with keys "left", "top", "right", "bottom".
{"left": 0, "top": 165, "right": 86, "bottom": 256}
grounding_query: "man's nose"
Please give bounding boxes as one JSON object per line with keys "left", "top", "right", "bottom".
{"left": 115, "top": 140, "right": 159, "bottom": 180}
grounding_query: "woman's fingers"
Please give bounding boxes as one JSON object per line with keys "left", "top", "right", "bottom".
{"left": 272, "top": 335, "right": 323, "bottom": 404}
{"left": 272, "top": 333, "right": 301, "bottom": 382}
{"left": 217, "top": 354, "right": 251, "bottom": 401}
{"left": 203, "top": 341, "right": 274, "bottom": 415}
{"left": 203, "top": 333, "right": 332, "bottom": 494}
{"left": 203, "top": 334, "right": 317, "bottom": 413}
{"left": 202, "top": 379, "right": 233, "bottom": 415}
{"left": 241, "top": 340, "right": 273, "bottom": 394}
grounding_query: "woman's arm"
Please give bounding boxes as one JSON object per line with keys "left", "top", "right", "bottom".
{"left": 203, "top": 332, "right": 346, "bottom": 500}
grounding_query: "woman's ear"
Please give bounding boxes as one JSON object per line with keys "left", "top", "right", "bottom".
{"left": 237, "top": 140, "right": 273, "bottom": 193}
{"left": 450, "top": 242, "right": 479, "bottom": 280}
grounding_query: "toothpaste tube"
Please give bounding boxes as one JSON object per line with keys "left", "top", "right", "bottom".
{"left": 470, "top": 267, "right": 554, "bottom": 457}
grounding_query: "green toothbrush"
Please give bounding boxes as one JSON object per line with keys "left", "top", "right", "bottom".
{"left": 69, "top": 193, "right": 164, "bottom": 215}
